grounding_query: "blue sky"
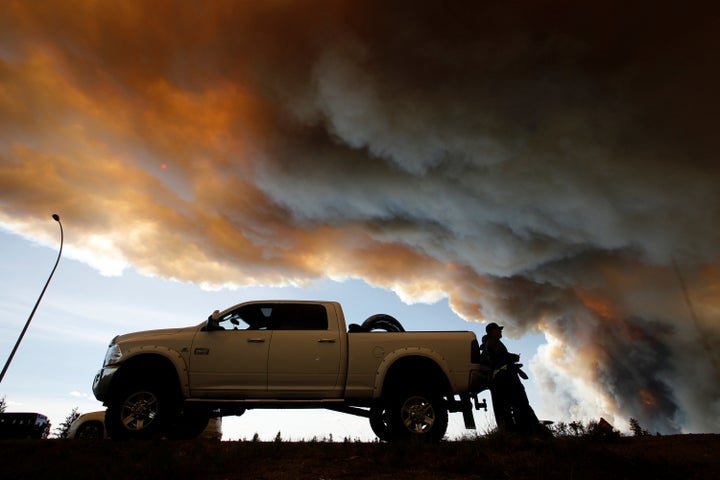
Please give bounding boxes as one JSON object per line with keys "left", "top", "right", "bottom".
{"left": 0, "top": 228, "right": 547, "bottom": 440}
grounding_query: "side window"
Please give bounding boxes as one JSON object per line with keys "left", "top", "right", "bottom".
{"left": 217, "top": 306, "right": 270, "bottom": 330}
{"left": 216, "top": 304, "right": 329, "bottom": 330}
{"left": 273, "top": 304, "right": 329, "bottom": 330}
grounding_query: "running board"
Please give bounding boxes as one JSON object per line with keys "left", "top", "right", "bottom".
{"left": 326, "top": 405, "right": 371, "bottom": 419}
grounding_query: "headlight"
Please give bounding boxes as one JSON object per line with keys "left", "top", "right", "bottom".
{"left": 104, "top": 344, "right": 123, "bottom": 366}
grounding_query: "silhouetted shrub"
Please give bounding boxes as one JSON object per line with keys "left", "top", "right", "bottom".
{"left": 53, "top": 407, "right": 80, "bottom": 439}
{"left": 629, "top": 418, "right": 650, "bottom": 436}
{"left": 550, "top": 419, "right": 619, "bottom": 438}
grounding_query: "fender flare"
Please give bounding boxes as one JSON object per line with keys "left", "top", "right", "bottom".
{"left": 116, "top": 345, "right": 190, "bottom": 397}
{"left": 372, "top": 347, "right": 452, "bottom": 398}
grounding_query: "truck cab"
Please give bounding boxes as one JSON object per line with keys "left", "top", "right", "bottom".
{"left": 191, "top": 301, "right": 346, "bottom": 399}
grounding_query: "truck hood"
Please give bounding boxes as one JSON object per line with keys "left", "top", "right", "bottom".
{"left": 115, "top": 324, "right": 200, "bottom": 344}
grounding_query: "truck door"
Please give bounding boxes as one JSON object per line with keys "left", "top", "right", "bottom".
{"left": 266, "top": 303, "right": 343, "bottom": 399}
{"left": 188, "top": 305, "right": 273, "bottom": 398}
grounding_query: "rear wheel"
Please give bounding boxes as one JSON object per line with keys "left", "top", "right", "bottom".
{"left": 106, "top": 382, "right": 174, "bottom": 440}
{"left": 388, "top": 390, "right": 448, "bottom": 442}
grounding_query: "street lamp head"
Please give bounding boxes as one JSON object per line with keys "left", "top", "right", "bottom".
{"left": 52, "top": 214, "right": 60, "bottom": 222}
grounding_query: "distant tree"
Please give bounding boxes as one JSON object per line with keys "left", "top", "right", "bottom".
{"left": 568, "top": 420, "right": 586, "bottom": 436}
{"left": 550, "top": 419, "right": 618, "bottom": 438}
{"left": 549, "top": 421, "right": 569, "bottom": 436}
{"left": 0, "top": 396, "right": 6, "bottom": 413}
{"left": 274, "top": 431, "right": 283, "bottom": 442}
{"left": 629, "top": 418, "right": 650, "bottom": 436}
{"left": 53, "top": 407, "right": 80, "bottom": 439}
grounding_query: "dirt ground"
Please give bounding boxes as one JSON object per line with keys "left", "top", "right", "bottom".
{"left": 0, "top": 434, "right": 717, "bottom": 479}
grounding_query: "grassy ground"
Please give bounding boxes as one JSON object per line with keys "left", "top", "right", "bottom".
{"left": 0, "top": 434, "right": 717, "bottom": 479}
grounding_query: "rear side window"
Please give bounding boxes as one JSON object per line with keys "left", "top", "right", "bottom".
{"left": 272, "top": 304, "right": 329, "bottom": 330}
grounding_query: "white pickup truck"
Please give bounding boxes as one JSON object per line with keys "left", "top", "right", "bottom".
{"left": 93, "top": 300, "right": 489, "bottom": 441}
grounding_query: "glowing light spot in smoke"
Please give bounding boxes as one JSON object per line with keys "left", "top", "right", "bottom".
{"left": 577, "top": 289, "right": 621, "bottom": 320}
{"left": 640, "top": 389, "right": 657, "bottom": 407}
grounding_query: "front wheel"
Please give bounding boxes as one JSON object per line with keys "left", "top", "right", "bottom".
{"left": 388, "top": 391, "right": 448, "bottom": 442}
{"left": 106, "top": 383, "right": 173, "bottom": 440}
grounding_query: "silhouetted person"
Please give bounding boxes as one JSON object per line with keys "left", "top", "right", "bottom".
{"left": 479, "top": 333, "right": 503, "bottom": 421}
{"left": 485, "top": 322, "right": 541, "bottom": 435}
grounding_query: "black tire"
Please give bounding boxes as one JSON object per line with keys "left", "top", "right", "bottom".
{"left": 361, "top": 314, "right": 405, "bottom": 332}
{"left": 387, "top": 390, "right": 448, "bottom": 442}
{"left": 369, "top": 402, "right": 393, "bottom": 442}
{"left": 75, "top": 421, "right": 104, "bottom": 440}
{"left": 105, "top": 382, "right": 174, "bottom": 440}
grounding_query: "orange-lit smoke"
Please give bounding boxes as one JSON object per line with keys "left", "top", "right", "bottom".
{"left": 1, "top": 1, "right": 719, "bottom": 433}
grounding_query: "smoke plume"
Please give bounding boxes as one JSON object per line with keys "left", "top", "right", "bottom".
{"left": 1, "top": 1, "right": 718, "bottom": 432}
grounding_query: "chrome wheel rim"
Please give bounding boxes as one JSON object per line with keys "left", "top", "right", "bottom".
{"left": 400, "top": 396, "right": 435, "bottom": 433}
{"left": 120, "top": 391, "right": 159, "bottom": 431}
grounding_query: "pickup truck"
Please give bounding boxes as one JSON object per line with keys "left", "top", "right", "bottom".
{"left": 93, "top": 300, "right": 489, "bottom": 441}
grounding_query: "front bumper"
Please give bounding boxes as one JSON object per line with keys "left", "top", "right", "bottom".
{"left": 92, "top": 366, "right": 119, "bottom": 403}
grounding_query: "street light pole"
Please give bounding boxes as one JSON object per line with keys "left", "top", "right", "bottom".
{"left": 0, "top": 214, "right": 64, "bottom": 385}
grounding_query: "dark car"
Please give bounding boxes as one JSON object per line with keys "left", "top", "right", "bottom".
{"left": 0, "top": 412, "right": 51, "bottom": 439}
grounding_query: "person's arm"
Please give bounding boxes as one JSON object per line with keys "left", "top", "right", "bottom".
{"left": 488, "top": 339, "right": 519, "bottom": 366}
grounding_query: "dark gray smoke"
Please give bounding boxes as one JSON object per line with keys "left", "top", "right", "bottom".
{"left": 1, "top": 1, "right": 718, "bottom": 432}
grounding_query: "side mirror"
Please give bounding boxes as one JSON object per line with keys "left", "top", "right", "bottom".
{"left": 204, "top": 310, "right": 221, "bottom": 331}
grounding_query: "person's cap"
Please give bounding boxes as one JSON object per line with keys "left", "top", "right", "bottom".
{"left": 485, "top": 322, "right": 504, "bottom": 333}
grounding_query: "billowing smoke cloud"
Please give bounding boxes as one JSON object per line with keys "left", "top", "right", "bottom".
{"left": 1, "top": 1, "right": 718, "bottom": 432}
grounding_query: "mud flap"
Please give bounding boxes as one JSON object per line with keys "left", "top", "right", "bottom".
{"left": 460, "top": 394, "right": 476, "bottom": 429}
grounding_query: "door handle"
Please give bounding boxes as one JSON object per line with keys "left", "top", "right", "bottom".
{"left": 247, "top": 338, "right": 266, "bottom": 343}
{"left": 317, "top": 339, "right": 336, "bottom": 343}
